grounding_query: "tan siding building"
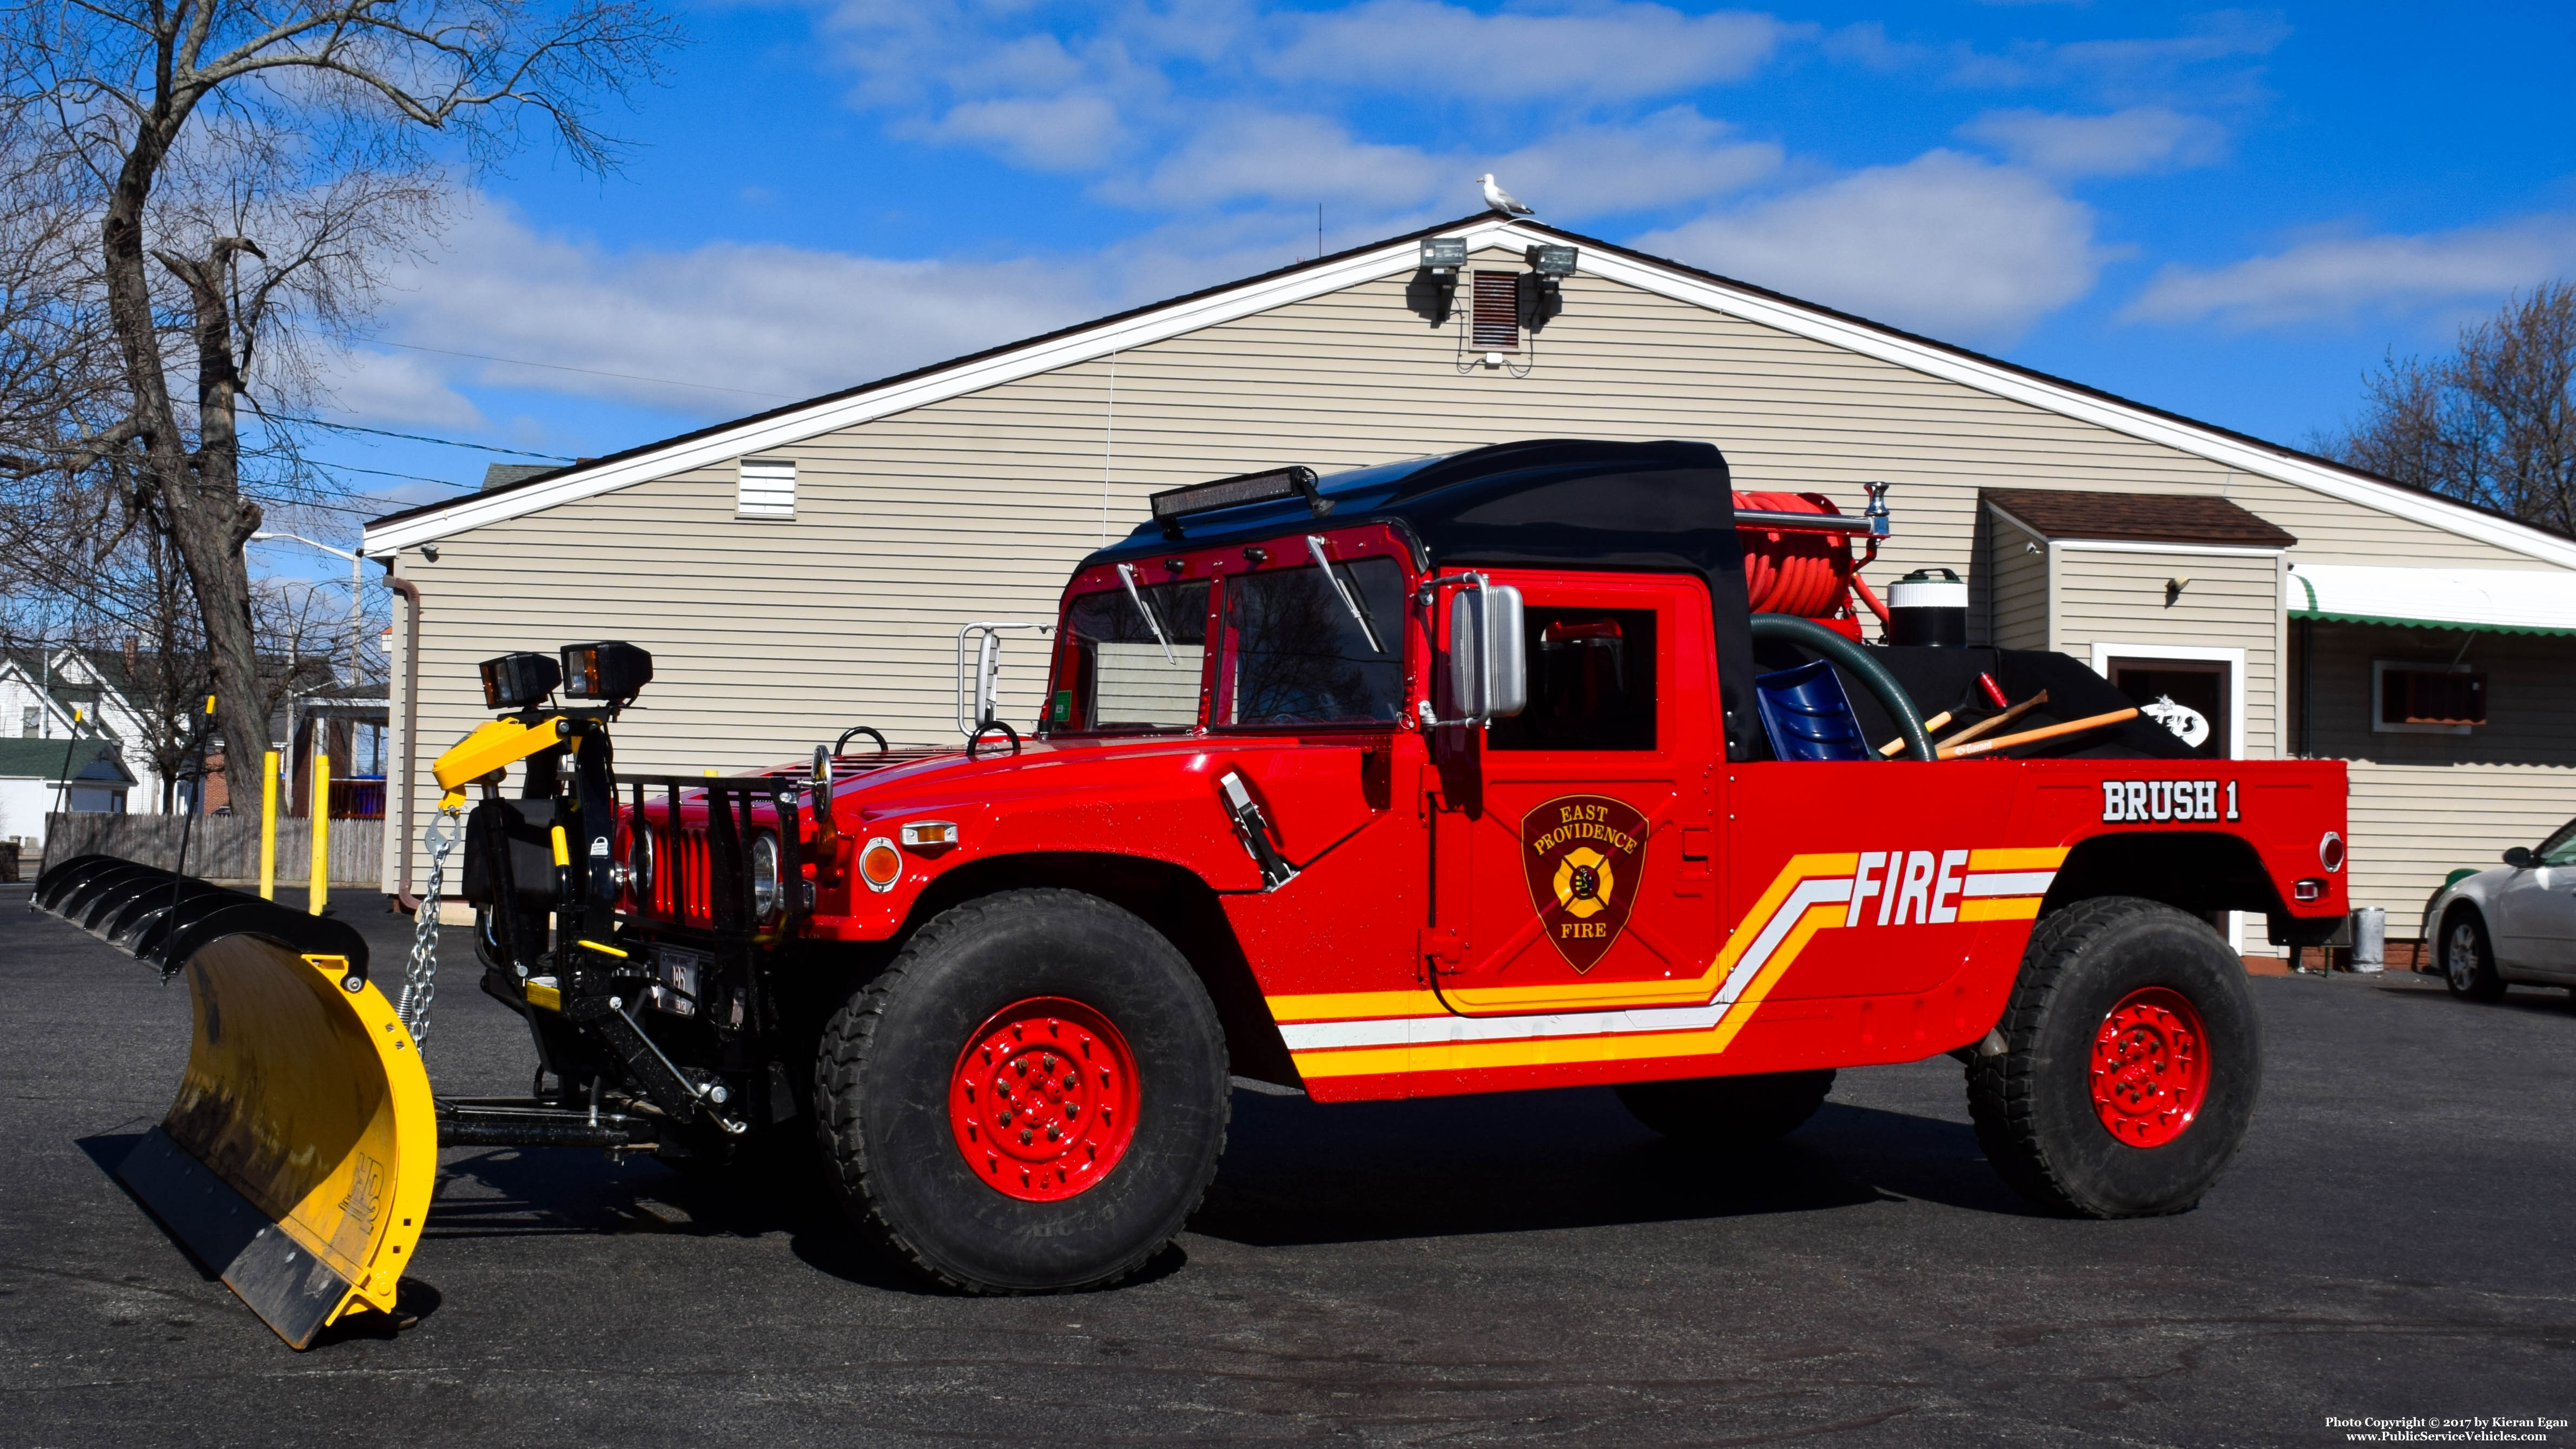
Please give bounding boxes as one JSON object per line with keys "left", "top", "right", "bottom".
{"left": 365, "top": 214, "right": 2576, "bottom": 948}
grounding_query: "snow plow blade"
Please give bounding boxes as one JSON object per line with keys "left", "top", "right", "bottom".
{"left": 32, "top": 855, "right": 435, "bottom": 1349}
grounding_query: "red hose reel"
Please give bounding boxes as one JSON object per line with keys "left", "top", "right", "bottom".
{"left": 1733, "top": 491, "right": 1890, "bottom": 640}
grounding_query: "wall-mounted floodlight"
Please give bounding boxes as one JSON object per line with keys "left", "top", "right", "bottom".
{"left": 1527, "top": 244, "right": 1577, "bottom": 277}
{"left": 1516, "top": 244, "right": 1576, "bottom": 332}
{"left": 1408, "top": 236, "right": 1469, "bottom": 327}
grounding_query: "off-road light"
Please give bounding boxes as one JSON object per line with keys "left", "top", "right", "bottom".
{"left": 1149, "top": 465, "right": 1329, "bottom": 538}
{"left": 750, "top": 831, "right": 784, "bottom": 923}
{"left": 900, "top": 820, "right": 957, "bottom": 849}
{"left": 857, "top": 836, "right": 903, "bottom": 894}
{"left": 2319, "top": 831, "right": 2345, "bottom": 872}
{"left": 1420, "top": 237, "right": 1467, "bottom": 274}
{"left": 559, "top": 640, "right": 653, "bottom": 701}
{"left": 480, "top": 651, "right": 560, "bottom": 711}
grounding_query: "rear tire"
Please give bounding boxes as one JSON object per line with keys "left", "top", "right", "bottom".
{"left": 2441, "top": 909, "right": 2506, "bottom": 1002}
{"left": 813, "top": 889, "right": 1229, "bottom": 1293}
{"left": 1967, "top": 896, "right": 2260, "bottom": 1218}
{"left": 1616, "top": 1069, "right": 1834, "bottom": 1147}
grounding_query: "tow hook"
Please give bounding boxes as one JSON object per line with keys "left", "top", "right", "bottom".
{"left": 1218, "top": 771, "right": 1300, "bottom": 891}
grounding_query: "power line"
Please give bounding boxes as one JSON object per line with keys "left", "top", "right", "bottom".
{"left": 370, "top": 340, "right": 795, "bottom": 400}
{"left": 307, "top": 461, "right": 477, "bottom": 490}
{"left": 257, "top": 414, "right": 576, "bottom": 461}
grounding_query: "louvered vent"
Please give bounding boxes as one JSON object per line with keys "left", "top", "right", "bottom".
{"left": 1471, "top": 271, "right": 1520, "bottom": 352}
{"left": 737, "top": 458, "right": 795, "bottom": 519}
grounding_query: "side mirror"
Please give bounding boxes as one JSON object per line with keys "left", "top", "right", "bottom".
{"left": 1442, "top": 581, "right": 1526, "bottom": 726}
{"left": 2504, "top": 846, "right": 2535, "bottom": 868}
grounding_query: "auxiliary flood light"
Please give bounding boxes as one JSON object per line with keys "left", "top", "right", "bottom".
{"left": 559, "top": 640, "right": 653, "bottom": 702}
{"left": 1419, "top": 237, "right": 1467, "bottom": 274}
{"left": 480, "top": 651, "right": 560, "bottom": 711}
{"left": 1526, "top": 243, "right": 1577, "bottom": 277}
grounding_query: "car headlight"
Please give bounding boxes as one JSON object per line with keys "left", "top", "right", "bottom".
{"left": 750, "top": 831, "right": 784, "bottom": 924}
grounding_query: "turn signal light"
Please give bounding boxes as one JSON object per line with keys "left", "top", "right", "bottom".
{"left": 900, "top": 821, "right": 957, "bottom": 849}
{"left": 857, "top": 837, "right": 904, "bottom": 894}
{"left": 2294, "top": 878, "right": 2327, "bottom": 903}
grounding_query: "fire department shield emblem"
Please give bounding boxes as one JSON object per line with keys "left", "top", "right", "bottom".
{"left": 1520, "top": 795, "right": 1648, "bottom": 972}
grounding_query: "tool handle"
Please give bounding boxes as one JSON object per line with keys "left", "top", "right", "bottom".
{"left": 1941, "top": 706, "right": 2139, "bottom": 760}
{"left": 1934, "top": 690, "right": 2050, "bottom": 751}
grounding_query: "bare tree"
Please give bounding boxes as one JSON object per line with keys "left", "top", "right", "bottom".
{"left": 3, "top": 0, "right": 677, "bottom": 808}
{"left": 2317, "top": 282, "right": 2576, "bottom": 537}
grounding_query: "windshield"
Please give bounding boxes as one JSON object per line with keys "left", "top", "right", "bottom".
{"left": 1053, "top": 578, "right": 1209, "bottom": 732}
{"left": 1223, "top": 557, "right": 1406, "bottom": 727}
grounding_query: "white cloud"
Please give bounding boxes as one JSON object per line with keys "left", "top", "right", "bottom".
{"left": 1109, "top": 111, "right": 1445, "bottom": 210}
{"left": 1268, "top": 0, "right": 1800, "bottom": 100}
{"left": 2123, "top": 215, "right": 2576, "bottom": 329}
{"left": 314, "top": 350, "right": 485, "bottom": 429}
{"left": 923, "top": 94, "right": 1129, "bottom": 171}
{"left": 1957, "top": 107, "right": 2225, "bottom": 176}
{"left": 1637, "top": 150, "right": 2110, "bottom": 343}
{"left": 358, "top": 201, "right": 1111, "bottom": 422}
{"left": 1486, "top": 108, "right": 1781, "bottom": 218}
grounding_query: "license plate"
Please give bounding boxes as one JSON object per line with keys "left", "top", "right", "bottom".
{"left": 647, "top": 944, "right": 711, "bottom": 1017}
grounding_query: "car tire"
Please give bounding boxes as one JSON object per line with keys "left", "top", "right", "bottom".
{"left": 2440, "top": 908, "right": 2506, "bottom": 1002}
{"left": 1615, "top": 1070, "right": 1835, "bottom": 1147}
{"left": 1966, "top": 896, "right": 2261, "bottom": 1219}
{"left": 813, "top": 888, "right": 1230, "bottom": 1293}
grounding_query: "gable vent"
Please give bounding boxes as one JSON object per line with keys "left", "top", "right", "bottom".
{"left": 1470, "top": 271, "right": 1520, "bottom": 352}
{"left": 738, "top": 458, "right": 796, "bottom": 519}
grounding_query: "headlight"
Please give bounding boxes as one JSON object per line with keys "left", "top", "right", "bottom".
{"left": 627, "top": 825, "right": 657, "bottom": 905}
{"left": 750, "top": 831, "right": 784, "bottom": 924}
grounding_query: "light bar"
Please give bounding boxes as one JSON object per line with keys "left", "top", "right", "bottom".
{"left": 1148, "top": 466, "right": 1329, "bottom": 538}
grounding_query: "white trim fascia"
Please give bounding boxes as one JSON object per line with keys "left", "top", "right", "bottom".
{"left": 363, "top": 214, "right": 2576, "bottom": 573}
{"left": 1564, "top": 240, "right": 2576, "bottom": 572}
{"left": 2086, "top": 641, "right": 2249, "bottom": 762}
{"left": 364, "top": 219, "right": 1535, "bottom": 552}
{"left": 2052, "top": 539, "right": 2286, "bottom": 558}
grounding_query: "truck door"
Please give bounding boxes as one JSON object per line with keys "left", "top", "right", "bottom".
{"left": 1428, "top": 572, "right": 1720, "bottom": 1016}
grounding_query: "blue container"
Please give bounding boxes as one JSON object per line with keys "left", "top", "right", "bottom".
{"left": 1755, "top": 658, "right": 1871, "bottom": 762}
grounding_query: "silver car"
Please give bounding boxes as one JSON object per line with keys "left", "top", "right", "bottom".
{"left": 2423, "top": 815, "right": 2576, "bottom": 1000}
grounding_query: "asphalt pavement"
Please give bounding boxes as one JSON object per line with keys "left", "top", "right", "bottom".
{"left": 3, "top": 882, "right": 2572, "bottom": 1448}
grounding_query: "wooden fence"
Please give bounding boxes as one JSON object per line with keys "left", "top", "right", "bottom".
{"left": 41, "top": 813, "right": 383, "bottom": 886}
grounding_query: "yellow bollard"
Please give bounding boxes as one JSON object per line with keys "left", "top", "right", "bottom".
{"left": 309, "top": 745, "right": 331, "bottom": 916}
{"left": 259, "top": 750, "right": 279, "bottom": 901}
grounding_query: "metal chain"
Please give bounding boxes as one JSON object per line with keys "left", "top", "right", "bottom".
{"left": 398, "top": 807, "right": 462, "bottom": 1047}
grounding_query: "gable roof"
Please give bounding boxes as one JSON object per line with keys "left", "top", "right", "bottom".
{"left": 0, "top": 737, "right": 136, "bottom": 784}
{"left": 360, "top": 213, "right": 2576, "bottom": 572}
{"left": 1984, "top": 489, "right": 2298, "bottom": 550}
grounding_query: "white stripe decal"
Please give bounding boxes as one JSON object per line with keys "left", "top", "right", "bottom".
{"left": 1962, "top": 871, "right": 2056, "bottom": 897}
{"left": 1715, "top": 876, "right": 1850, "bottom": 1005}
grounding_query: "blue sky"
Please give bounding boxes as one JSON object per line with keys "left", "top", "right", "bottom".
{"left": 275, "top": 1, "right": 2576, "bottom": 579}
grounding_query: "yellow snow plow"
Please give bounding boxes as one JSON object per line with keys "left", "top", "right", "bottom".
{"left": 34, "top": 857, "right": 435, "bottom": 1348}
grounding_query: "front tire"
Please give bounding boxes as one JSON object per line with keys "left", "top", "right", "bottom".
{"left": 813, "top": 889, "right": 1229, "bottom": 1293}
{"left": 2441, "top": 909, "right": 2506, "bottom": 1002}
{"left": 1616, "top": 1070, "right": 1834, "bottom": 1147}
{"left": 1967, "top": 896, "right": 2261, "bottom": 1218}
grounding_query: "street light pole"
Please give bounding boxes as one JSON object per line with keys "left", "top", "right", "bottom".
{"left": 249, "top": 532, "right": 366, "bottom": 686}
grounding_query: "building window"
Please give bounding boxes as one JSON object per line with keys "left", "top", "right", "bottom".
{"left": 1471, "top": 272, "right": 1520, "bottom": 352}
{"left": 21, "top": 707, "right": 36, "bottom": 738}
{"left": 737, "top": 458, "right": 796, "bottom": 519}
{"left": 2090, "top": 643, "right": 2245, "bottom": 760}
{"left": 2374, "top": 660, "right": 2485, "bottom": 735}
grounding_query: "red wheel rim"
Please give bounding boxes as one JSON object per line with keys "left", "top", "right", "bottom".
{"left": 2089, "top": 986, "right": 2210, "bottom": 1148}
{"left": 948, "top": 997, "right": 1141, "bottom": 1202}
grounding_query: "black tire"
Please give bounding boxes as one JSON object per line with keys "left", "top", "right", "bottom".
{"left": 813, "top": 888, "right": 1229, "bottom": 1293}
{"left": 1616, "top": 1069, "right": 1835, "bottom": 1147}
{"left": 2439, "top": 907, "right": 2506, "bottom": 1002}
{"left": 1966, "top": 896, "right": 2261, "bottom": 1219}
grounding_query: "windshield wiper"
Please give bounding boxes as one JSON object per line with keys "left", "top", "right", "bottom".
{"left": 1115, "top": 563, "right": 1176, "bottom": 664}
{"left": 1305, "top": 535, "right": 1385, "bottom": 654}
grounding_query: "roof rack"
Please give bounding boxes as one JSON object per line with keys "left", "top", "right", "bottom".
{"left": 1148, "top": 466, "right": 1329, "bottom": 538}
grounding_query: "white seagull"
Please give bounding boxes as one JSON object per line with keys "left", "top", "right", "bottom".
{"left": 1477, "top": 173, "right": 1534, "bottom": 217}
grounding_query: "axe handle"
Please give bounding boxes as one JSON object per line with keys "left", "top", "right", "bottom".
{"left": 1942, "top": 706, "right": 2139, "bottom": 760}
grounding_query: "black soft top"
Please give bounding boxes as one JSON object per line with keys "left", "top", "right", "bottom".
{"left": 1081, "top": 439, "right": 1763, "bottom": 758}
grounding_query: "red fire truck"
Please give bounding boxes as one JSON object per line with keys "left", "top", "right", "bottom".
{"left": 42, "top": 439, "right": 2348, "bottom": 1344}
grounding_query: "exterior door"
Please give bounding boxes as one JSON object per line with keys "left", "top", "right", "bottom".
{"left": 1429, "top": 572, "right": 1719, "bottom": 1016}
{"left": 2493, "top": 819, "right": 2576, "bottom": 976}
